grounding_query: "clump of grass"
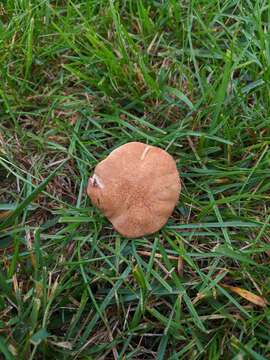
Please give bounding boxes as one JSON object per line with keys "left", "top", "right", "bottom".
{"left": 1, "top": 0, "right": 270, "bottom": 359}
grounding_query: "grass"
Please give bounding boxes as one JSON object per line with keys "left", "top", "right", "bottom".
{"left": 0, "top": 0, "right": 270, "bottom": 358}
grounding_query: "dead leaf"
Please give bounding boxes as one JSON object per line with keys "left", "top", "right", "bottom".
{"left": 221, "top": 284, "right": 268, "bottom": 308}
{"left": 70, "top": 114, "right": 78, "bottom": 125}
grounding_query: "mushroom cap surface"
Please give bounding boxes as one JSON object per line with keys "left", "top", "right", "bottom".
{"left": 87, "top": 142, "right": 181, "bottom": 238}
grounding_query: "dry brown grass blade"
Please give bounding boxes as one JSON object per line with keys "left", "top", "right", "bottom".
{"left": 221, "top": 284, "right": 268, "bottom": 308}
{"left": 137, "top": 250, "right": 179, "bottom": 260}
{"left": 0, "top": 210, "right": 11, "bottom": 219}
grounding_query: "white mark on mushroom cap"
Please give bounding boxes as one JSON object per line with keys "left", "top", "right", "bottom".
{"left": 90, "top": 174, "right": 104, "bottom": 189}
{"left": 140, "top": 146, "right": 150, "bottom": 161}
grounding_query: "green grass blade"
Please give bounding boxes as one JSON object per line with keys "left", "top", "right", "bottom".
{"left": 0, "top": 160, "right": 68, "bottom": 230}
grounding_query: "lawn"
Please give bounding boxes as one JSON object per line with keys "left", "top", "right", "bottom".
{"left": 0, "top": 0, "right": 270, "bottom": 359}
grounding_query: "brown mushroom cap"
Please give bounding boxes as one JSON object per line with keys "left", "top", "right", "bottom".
{"left": 87, "top": 142, "right": 181, "bottom": 238}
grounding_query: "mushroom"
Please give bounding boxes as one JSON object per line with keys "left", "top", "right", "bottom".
{"left": 87, "top": 142, "right": 181, "bottom": 238}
